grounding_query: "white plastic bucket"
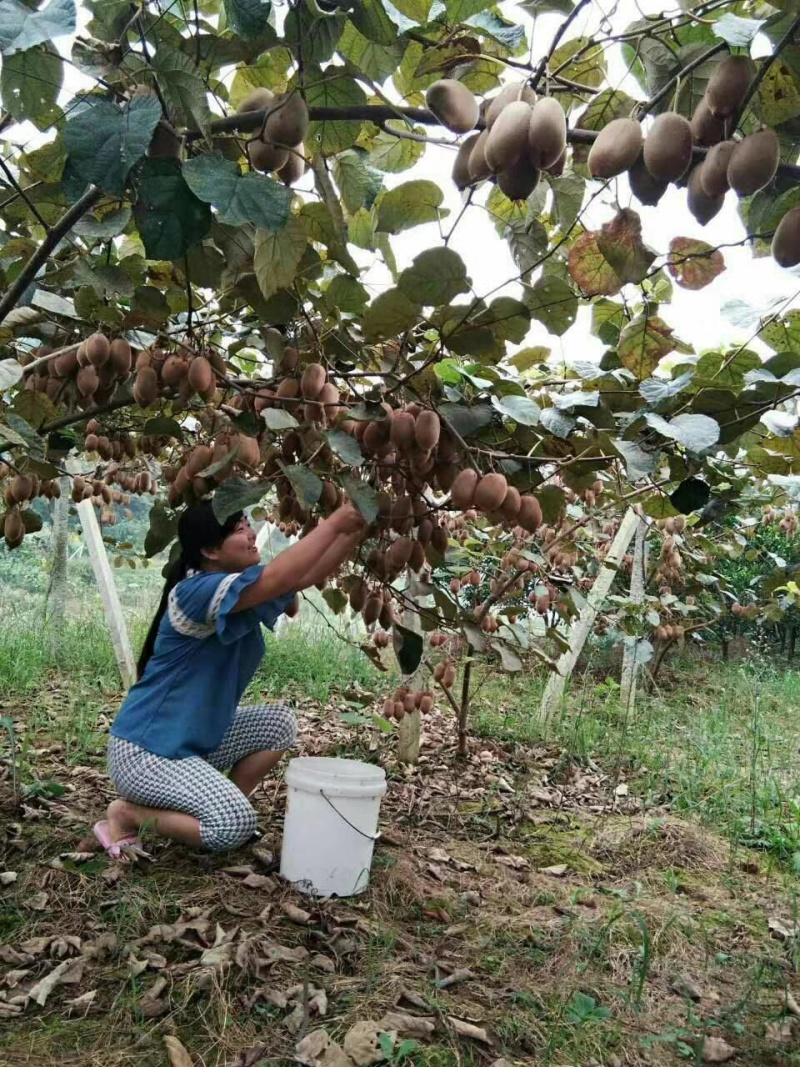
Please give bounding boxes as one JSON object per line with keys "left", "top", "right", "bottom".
{"left": 280, "top": 757, "right": 388, "bottom": 897}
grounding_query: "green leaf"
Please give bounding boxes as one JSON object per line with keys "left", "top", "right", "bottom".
{"left": 618, "top": 314, "right": 685, "bottom": 378}
{"left": 340, "top": 476, "right": 379, "bottom": 522}
{"left": 224, "top": 0, "right": 272, "bottom": 40}
{"left": 73, "top": 206, "right": 131, "bottom": 241}
{"left": 639, "top": 372, "right": 694, "bottom": 404}
{"left": 759, "top": 310, "right": 800, "bottom": 353}
{"left": 393, "top": 622, "right": 424, "bottom": 675}
{"left": 64, "top": 90, "right": 162, "bottom": 197}
{"left": 144, "top": 499, "right": 178, "bottom": 558}
{"left": 397, "top": 247, "right": 469, "bottom": 306}
{"left": 0, "top": 359, "right": 24, "bottom": 392}
{"left": 491, "top": 639, "right": 523, "bottom": 673}
{"left": 152, "top": 48, "right": 212, "bottom": 134}
{"left": 213, "top": 477, "right": 269, "bottom": 522}
{"left": 261, "top": 408, "right": 299, "bottom": 430}
{"left": 438, "top": 401, "right": 493, "bottom": 437}
{"left": 392, "top": 0, "right": 431, "bottom": 19}
{"left": 338, "top": 20, "right": 406, "bottom": 83}
{"left": 550, "top": 36, "right": 606, "bottom": 108}
{"left": 143, "top": 416, "right": 184, "bottom": 440}
{"left": 304, "top": 65, "right": 367, "bottom": 154}
{"left": 1, "top": 45, "right": 61, "bottom": 130}
{"left": 646, "top": 412, "right": 720, "bottom": 452}
{"left": 325, "top": 428, "right": 365, "bottom": 467}
{"left": 299, "top": 201, "right": 360, "bottom": 275}
{"left": 491, "top": 394, "right": 541, "bottom": 426}
{"left": 283, "top": 464, "right": 323, "bottom": 509}
{"left": 712, "top": 12, "right": 763, "bottom": 47}
{"left": 349, "top": 0, "right": 396, "bottom": 46}
{"left": 183, "top": 153, "right": 292, "bottom": 231}
{"left": 332, "top": 149, "right": 383, "bottom": 214}
{"left": 132, "top": 158, "right": 212, "bottom": 260}
{"left": 366, "top": 127, "right": 425, "bottom": 173}
{"left": 363, "top": 288, "right": 420, "bottom": 342}
{"left": 376, "top": 180, "right": 443, "bottom": 234}
{"left": 549, "top": 173, "right": 586, "bottom": 232}
{"left": 756, "top": 59, "right": 800, "bottom": 127}
{"left": 285, "top": 7, "right": 344, "bottom": 66}
{"left": 325, "top": 274, "right": 369, "bottom": 314}
{"left": 0, "top": 0, "right": 75, "bottom": 56}
{"left": 509, "top": 346, "right": 550, "bottom": 372}
{"left": 523, "top": 276, "right": 578, "bottom": 336}
{"left": 253, "top": 216, "right": 307, "bottom": 301}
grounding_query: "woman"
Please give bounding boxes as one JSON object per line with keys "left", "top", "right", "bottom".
{"left": 93, "top": 497, "right": 365, "bottom": 859}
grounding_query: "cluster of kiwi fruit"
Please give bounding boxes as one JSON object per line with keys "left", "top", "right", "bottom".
{"left": 427, "top": 77, "right": 566, "bottom": 202}
{"left": 133, "top": 346, "right": 225, "bottom": 410}
{"left": 0, "top": 466, "right": 64, "bottom": 548}
{"left": 654, "top": 622, "right": 685, "bottom": 641}
{"left": 761, "top": 505, "right": 798, "bottom": 535}
{"left": 237, "top": 89, "right": 308, "bottom": 187}
{"left": 23, "top": 334, "right": 133, "bottom": 410}
{"left": 163, "top": 431, "right": 262, "bottom": 508}
{"left": 654, "top": 528, "right": 685, "bottom": 586}
{"left": 381, "top": 683, "right": 435, "bottom": 723}
{"left": 731, "top": 600, "right": 759, "bottom": 620}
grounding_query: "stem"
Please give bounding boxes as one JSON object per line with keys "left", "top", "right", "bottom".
{"left": 730, "top": 12, "right": 800, "bottom": 131}
{"left": 530, "top": 0, "right": 593, "bottom": 93}
{"left": 39, "top": 392, "right": 133, "bottom": 434}
{"left": 457, "top": 657, "right": 473, "bottom": 758}
{"left": 0, "top": 186, "right": 102, "bottom": 326}
{"left": 637, "top": 41, "right": 728, "bottom": 118}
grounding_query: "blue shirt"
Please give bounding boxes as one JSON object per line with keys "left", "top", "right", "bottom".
{"left": 111, "top": 566, "right": 294, "bottom": 759}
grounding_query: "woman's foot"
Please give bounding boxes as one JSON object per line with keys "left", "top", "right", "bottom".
{"left": 92, "top": 800, "right": 150, "bottom": 861}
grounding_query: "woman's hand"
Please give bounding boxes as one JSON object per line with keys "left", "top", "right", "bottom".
{"left": 329, "top": 502, "right": 366, "bottom": 538}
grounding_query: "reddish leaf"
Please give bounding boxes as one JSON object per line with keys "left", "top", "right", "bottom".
{"left": 568, "top": 231, "right": 622, "bottom": 297}
{"left": 597, "top": 209, "right": 656, "bottom": 284}
{"left": 618, "top": 313, "right": 683, "bottom": 378}
{"left": 667, "top": 237, "right": 726, "bottom": 290}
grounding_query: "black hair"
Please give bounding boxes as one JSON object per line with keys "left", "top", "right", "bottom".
{"left": 136, "top": 500, "right": 244, "bottom": 679}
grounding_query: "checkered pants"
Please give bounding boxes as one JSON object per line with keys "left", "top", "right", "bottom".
{"left": 107, "top": 702, "right": 296, "bottom": 852}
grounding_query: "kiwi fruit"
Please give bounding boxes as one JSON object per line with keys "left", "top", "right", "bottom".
{"left": 498, "top": 155, "right": 540, "bottom": 201}
{"left": 10, "top": 475, "right": 32, "bottom": 502}
{"left": 451, "top": 468, "right": 479, "bottom": 509}
{"left": 265, "top": 93, "right": 310, "bottom": 147}
{"left": 278, "top": 144, "right": 306, "bottom": 187}
{"left": 84, "top": 432, "right": 99, "bottom": 451}
{"left": 452, "top": 132, "right": 480, "bottom": 190}
{"left": 485, "top": 100, "right": 533, "bottom": 172}
{"left": 518, "top": 495, "right": 542, "bottom": 532}
{"left": 318, "top": 382, "right": 340, "bottom": 422}
{"left": 4, "top": 510, "right": 24, "bottom": 548}
{"left": 188, "top": 355, "right": 214, "bottom": 394}
{"left": 134, "top": 366, "right": 159, "bottom": 407}
{"left": 442, "top": 664, "right": 456, "bottom": 689}
{"left": 429, "top": 523, "right": 448, "bottom": 554}
{"left": 474, "top": 473, "right": 508, "bottom": 513}
{"left": 486, "top": 80, "right": 536, "bottom": 129}
{"left": 300, "top": 363, "right": 326, "bottom": 400}
{"left": 690, "top": 100, "right": 725, "bottom": 147}
{"left": 435, "top": 461, "right": 458, "bottom": 492}
{"left": 237, "top": 88, "right": 275, "bottom": 113}
{"left": 705, "top": 55, "right": 756, "bottom": 120}
{"left": 588, "top": 118, "right": 642, "bottom": 179}
{"left": 161, "top": 354, "right": 186, "bottom": 387}
{"left": 76, "top": 365, "right": 99, "bottom": 397}
{"left": 415, "top": 410, "right": 440, "bottom": 451}
{"left": 235, "top": 435, "right": 261, "bottom": 468}
{"left": 148, "top": 120, "right": 182, "bottom": 160}
{"left": 425, "top": 79, "right": 479, "bottom": 134}
{"left": 643, "top": 112, "right": 693, "bottom": 182}
{"left": 699, "top": 140, "right": 736, "bottom": 197}
{"left": 109, "top": 337, "right": 132, "bottom": 375}
{"left": 276, "top": 377, "right": 300, "bottom": 401}
{"left": 545, "top": 146, "right": 567, "bottom": 177}
{"left": 85, "top": 333, "right": 110, "bottom": 367}
{"left": 388, "top": 537, "right": 414, "bottom": 571}
{"left": 76, "top": 342, "right": 88, "bottom": 367}
{"left": 687, "top": 165, "right": 724, "bottom": 226}
{"left": 135, "top": 348, "right": 152, "bottom": 371}
{"left": 501, "top": 486, "right": 521, "bottom": 521}
{"left": 54, "top": 350, "right": 79, "bottom": 377}
{"left": 363, "top": 592, "right": 382, "bottom": 626}
{"left": 388, "top": 410, "right": 414, "bottom": 450}
{"left": 409, "top": 541, "right": 426, "bottom": 572}
{"left": 248, "top": 138, "right": 289, "bottom": 173}
{"left": 772, "top": 205, "right": 800, "bottom": 268}
{"left": 628, "top": 152, "right": 668, "bottom": 206}
{"left": 467, "top": 129, "right": 493, "bottom": 183}
{"left": 727, "top": 129, "right": 780, "bottom": 196}
{"left": 527, "top": 97, "right": 567, "bottom": 170}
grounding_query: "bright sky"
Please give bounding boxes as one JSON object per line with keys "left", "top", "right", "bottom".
{"left": 6, "top": 0, "right": 800, "bottom": 367}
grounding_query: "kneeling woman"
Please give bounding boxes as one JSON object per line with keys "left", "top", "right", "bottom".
{"left": 94, "top": 499, "right": 364, "bottom": 858}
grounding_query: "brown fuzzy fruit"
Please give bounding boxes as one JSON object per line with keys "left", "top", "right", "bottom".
{"left": 628, "top": 153, "right": 668, "bottom": 206}
{"left": 84, "top": 432, "right": 99, "bottom": 452}
{"left": 300, "top": 363, "right": 326, "bottom": 400}
{"left": 425, "top": 79, "right": 479, "bottom": 134}
{"left": 419, "top": 694, "right": 434, "bottom": 714}
{"left": 388, "top": 538, "right": 414, "bottom": 571}
{"left": 485, "top": 100, "right": 533, "bottom": 172}
{"left": 76, "top": 365, "right": 99, "bottom": 397}
{"left": 705, "top": 55, "right": 756, "bottom": 120}
{"left": 277, "top": 144, "right": 306, "bottom": 187}
{"left": 501, "top": 486, "right": 521, "bottom": 522}
{"left": 415, "top": 410, "right": 440, "bottom": 451}
{"left": 452, "top": 132, "right": 480, "bottom": 190}
{"left": 442, "top": 664, "right": 456, "bottom": 689}
{"left": 518, "top": 495, "right": 542, "bottom": 533}
{"left": 451, "top": 468, "right": 479, "bottom": 509}
{"left": 699, "top": 140, "right": 736, "bottom": 197}
{"left": 134, "top": 366, "right": 158, "bottom": 407}
{"left": 109, "top": 337, "right": 132, "bottom": 375}
{"left": 474, "top": 473, "right": 508, "bottom": 513}
{"left": 772, "top": 205, "right": 800, "bottom": 268}
{"left": 4, "top": 510, "right": 24, "bottom": 548}
{"left": 643, "top": 112, "right": 693, "bottom": 182}
{"left": 248, "top": 138, "right": 289, "bottom": 173}
{"left": 430, "top": 524, "right": 448, "bottom": 555}
{"left": 498, "top": 155, "right": 540, "bottom": 201}
{"left": 265, "top": 93, "right": 310, "bottom": 147}
{"left": 237, "top": 88, "right": 275, "bottom": 113}
{"left": 727, "top": 129, "right": 780, "bottom": 196}
{"left": 85, "top": 333, "right": 110, "bottom": 367}
{"left": 527, "top": 97, "right": 567, "bottom": 170}
{"left": 409, "top": 541, "right": 426, "bottom": 572}
{"left": 687, "top": 165, "right": 724, "bottom": 226}
{"left": 349, "top": 580, "right": 368, "bottom": 612}
{"left": 10, "top": 475, "right": 32, "bottom": 502}
{"left": 486, "top": 80, "right": 536, "bottom": 129}
{"left": 363, "top": 592, "right": 383, "bottom": 627}
{"left": 161, "top": 354, "right": 186, "bottom": 387}
{"left": 54, "top": 350, "right": 79, "bottom": 377}
{"left": 588, "top": 118, "right": 643, "bottom": 179}
{"left": 188, "top": 355, "right": 213, "bottom": 394}
{"left": 467, "top": 129, "right": 493, "bottom": 184}
{"left": 187, "top": 446, "right": 214, "bottom": 479}
{"left": 390, "top": 410, "right": 416, "bottom": 450}
{"left": 690, "top": 100, "right": 725, "bottom": 147}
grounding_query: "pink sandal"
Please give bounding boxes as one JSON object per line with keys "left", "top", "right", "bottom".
{"left": 92, "top": 821, "right": 151, "bottom": 860}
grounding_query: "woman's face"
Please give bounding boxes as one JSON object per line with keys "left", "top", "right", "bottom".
{"left": 202, "top": 516, "right": 260, "bottom": 572}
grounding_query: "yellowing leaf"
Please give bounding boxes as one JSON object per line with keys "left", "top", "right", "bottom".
{"left": 667, "top": 237, "right": 726, "bottom": 291}
{"left": 253, "top": 216, "right": 307, "bottom": 301}
{"left": 568, "top": 231, "right": 623, "bottom": 297}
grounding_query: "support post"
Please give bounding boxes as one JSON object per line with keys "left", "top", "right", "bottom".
{"left": 538, "top": 508, "right": 639, "bottom": 727}
{"left": 76, "top": 499, "right": 136, "bottom": 689}
{"left": 620, "top": 515, "right": 649, "bottom": 713}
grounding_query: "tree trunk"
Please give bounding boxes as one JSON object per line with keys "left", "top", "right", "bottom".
{"left": 456, "top": 657, "right": 473, "bottom": 758}
{"left": 620, "top": 516, "right": 648, "bottom": 714}
{"left": 44, "top": 476, "right": 70, "bottom": 646}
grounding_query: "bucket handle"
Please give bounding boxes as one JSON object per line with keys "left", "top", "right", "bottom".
{"left": 320, "top": 790, "right": 381, "bottom": 842}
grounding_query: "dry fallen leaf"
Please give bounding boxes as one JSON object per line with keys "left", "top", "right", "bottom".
{"left": 702, "top": 1036, "right": 736, "bottom": 1063}
{"left": 670, "top": 973, "right": 703, "bottom": 1002}
{"left": 24, "top": 891, "right": 49, "bottom": 911}
{"left": 379, "top": 1012, "right": 435, "bottom": 1038}
{"left": 295, "top": 1030, "right": 354, "bottom": 1067}
{"left": 436, "top": 968, "right": 473, "bottom": 989}
{"left": 28, "top": 958, "right": 83, "bottom": 1007}
{"left": 65, "top": 989, "right": 97, "bottom": 1014}
{"left": 281, "top": 901, "right": 312, "bottom": 925}
{"left": 448, "top": 1017, "right": 491, "bottom": 1044}
{"left": 769, "top": 916, "right": 799, "bottom": 941}
{"left": 766, "top": 1019, "right": 794, "bottom": 1045}
{"left": 164, "top": 1034, "right": 194, "bottom": 1067}
{"left": 538, "top": 863, "right": 569, "bottom": 877}
{"left": 343, "top": 1021, "right": 386, "bottom": 1066}
{"left": 0, "top": 871, "right": 18, "bottom": 885}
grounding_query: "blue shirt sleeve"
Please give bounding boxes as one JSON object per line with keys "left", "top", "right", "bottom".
{"left": 169, "top": 568, "right": 295, "bottom": 646}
